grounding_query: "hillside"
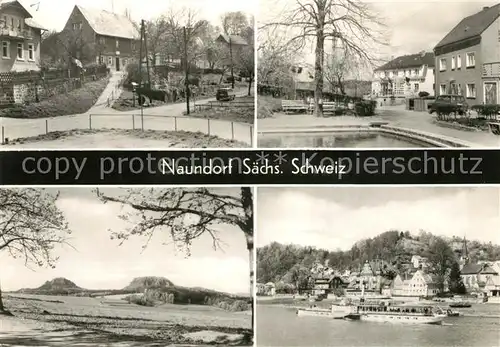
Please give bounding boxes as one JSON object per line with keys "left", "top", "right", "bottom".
{"left": 257, "top": 230, "right": 500, "bottom": 284}
{"left": 123, "top": 276, "right": 175, "bottom": 291}
{"left": 17, "top": 277, "right": 83, "bottom": 295}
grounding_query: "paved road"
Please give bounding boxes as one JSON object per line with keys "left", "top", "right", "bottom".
{"left": 1, "top": 83, "right": 254, "bottom": 147}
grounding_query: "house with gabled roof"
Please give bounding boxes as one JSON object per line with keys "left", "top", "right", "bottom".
{"left": 371, "top": 51, "right": 435, "bottom": 98}
{"left": 434, "top": 4, "right": 500, "bottom": 105}
{"left": 61, "top": 5, "right": 139, "bottom": 71}
{"left": 461, "top": 263, "right": 499, "bottom": 291}
{"left": 0, "top": 0, "right": 47, "bottom": 72}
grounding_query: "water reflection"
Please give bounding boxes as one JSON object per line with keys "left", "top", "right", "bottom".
{"left": 258, "top": 132, "right": 430, "bottom": 148}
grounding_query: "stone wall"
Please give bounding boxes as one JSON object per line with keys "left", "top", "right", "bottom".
{"left": 0, "top": 65, "right": 109, "bottom": 107}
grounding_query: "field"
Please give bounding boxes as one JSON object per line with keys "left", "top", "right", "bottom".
{"left": 1, "top": 294, "right": 252, "bottom": 346}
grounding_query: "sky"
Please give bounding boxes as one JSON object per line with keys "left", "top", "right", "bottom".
{"left": 1, "top": 188, "right": 250, "bottom": 294}
{"left": 19, "top": 0, "right": 256, "bottom": 31}
{"left": 257, "top": 187, "right": 500, "bottom": 250}
{"left": 259, "top": 0, "right": 498, "bottom": 66}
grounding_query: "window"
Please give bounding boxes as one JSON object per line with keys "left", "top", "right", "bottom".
{"left": 10, "top": 17, "right": 14, "bottom": 28}
{"left": 439, "top": 58, "right": 447, "bottom": 71}
{"left": 414, "top": 69, "right": 419, "bottom": 76}
{"left": 466, "top": 52, "right": 475, "bottom": 67}
{"left": 116, "top": 39, "right": 119, "bottom": 48}
{"left": 108, "top": 56, "right": 113, "bottom": 66}
{"left": 457, "top": 54, "right": 462, "bottom": 69}
{"left": 451, "top": 56, "right": 456, "bottom": 70}
{"left": 440, "top": 84, "right": 447, "bottom": 95}
{"left": 414, "top": 83, "right": 419, "bottom": 92}
{"left": 2, "top": 41, "right": 9, "bottom": 58}
{"left": 466, "top": 83, "right": 476, "bottom": 98}
{"left": 72, "top": 22, "right": 82, "bottom": 30}
{"left": 17, "top": 43, "right": 23, "bottom": 59}
{"left": 28, "top": 43, "right": 34, "bottom": 60}
{"left": 99, "top": 36, "right": 105, "bottom": 45}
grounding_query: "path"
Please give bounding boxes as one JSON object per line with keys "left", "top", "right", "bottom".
{"left": 258, "top": 105, "right": 500, "bottom": 147}
{"left": 92, "top": 70, "right": 126, "bottom": 109}
{"left": 0, "top": 86, "right": 254, "bottom": 147}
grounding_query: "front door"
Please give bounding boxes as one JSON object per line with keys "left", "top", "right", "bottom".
{"left": 484, "top": 82, "right": 497, "bottom": 104}
{"left": 115, "top": 57, "right": 120, "bottom": 71}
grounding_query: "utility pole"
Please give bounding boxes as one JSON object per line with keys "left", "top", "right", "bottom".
{"left": 139, "top": 20, "right": 143, "bottom": 86}
{"left": 184, "top": 26, "right": 190, "bottom": 115}
{"left": 143, "top": 19, "right": 151, "bottom": 88}
{"left": 229, "top": 36, "right": 234, "bottom": 89}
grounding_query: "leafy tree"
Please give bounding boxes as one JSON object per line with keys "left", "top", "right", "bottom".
{"left": 221, "top": 11, "right": 250, "bottom": 35}
{"left": 449, "top": 261, "right": 466, "bottom": 294}
{"left": 425, "top": 237, "right": 456, "bottom": 293}
{"left": 94, "top": 187, "right": 254, "bottom": 329}
{"left": 0, "top": 189, "right": 71, "bottom": 312}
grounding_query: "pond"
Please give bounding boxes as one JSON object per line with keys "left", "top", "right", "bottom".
{"left": 258, "top": 131, "right": 433, "bottom": 148}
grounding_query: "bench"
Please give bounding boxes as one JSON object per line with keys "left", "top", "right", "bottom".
{"left": 208, "top": 101, "right": 255, "bottom": 109}
{"left": 282, "top": 100, "right": 308, "bottom": 114}
{"left": 308, "top": 101, "right": 355, "bottom": 114}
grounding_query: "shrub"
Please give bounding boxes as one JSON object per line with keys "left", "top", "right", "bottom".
{"left": 471, "top": 104, "right": 500, "bottom": 119}
{"left": 418, "top": 91, "right": 430, "bottom": 98}
{"left": 125, "top": 294, "right": 155, "bottom": 307}
{"left": 354, "top": 100, "right": 377, "bottom": 117}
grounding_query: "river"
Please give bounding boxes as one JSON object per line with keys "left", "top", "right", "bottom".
{"left": 257, "top": 304, "right": 500, "bottom": 346}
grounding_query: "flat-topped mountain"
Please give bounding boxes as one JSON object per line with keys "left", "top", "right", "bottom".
{"left": 123, "top": 276, "right": 174, "bottom": 291}
{"left": 17, "top": 277, "right": 83, "bottom": 294}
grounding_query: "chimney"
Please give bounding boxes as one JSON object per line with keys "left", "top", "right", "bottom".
{"left": 483, "top": 6, "right": 489, "bottom": 10}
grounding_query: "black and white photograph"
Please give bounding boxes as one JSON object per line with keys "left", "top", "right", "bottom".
{"left": 0, "top": 187, "right": 253, "bottom": 346}
{"left": 256, "top": 187, "right": 500, "bottom": 347}
{"left": 257, "top": 0, "right": 500, "bottom": 148}
{"left": 0, "top": 0, "right": 255, "bottom": 148}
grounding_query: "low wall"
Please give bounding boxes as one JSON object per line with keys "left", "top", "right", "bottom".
{"left": 0, "top": 66, "right": 109, "bottom": 106}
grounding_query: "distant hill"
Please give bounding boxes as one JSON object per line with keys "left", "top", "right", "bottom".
{"left": 17, "top": 277, "right": 84, "bottom": 295}
{"left": 257, "top": 230, "right": 500, "bottom": 284}
{"left": 123, "top": 276, "right": 174, "bottom": 291}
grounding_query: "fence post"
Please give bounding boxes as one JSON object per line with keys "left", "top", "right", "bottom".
{"left": 207, "top": 119, "right": 211, "bottom": 136}
{"left": 45, "top": 119, "right": 48, "bottom": 134}
{"left": 89, "top": 114, "right": 92, "bottom": 130}
{"left": 132, "top": 114, "right": 135, "bottom": 130}
{"left": 250, "top": 125, "right": 253, "bottom": 146}
{"left": 174, "top": 116, "right": 177, "bottom": 131}
{"left": 1, "top": 126, "right": 4, "bottom": 144}
{"left": 141, "top": 113, "right": 144, "bottom": 131}
{"left": 231, "top": 122, "right": 234, "bottom": 140}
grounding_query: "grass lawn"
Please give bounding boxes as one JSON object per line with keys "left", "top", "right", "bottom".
{"left": 5, "top": 128, "right": 248, "bottom": 148}
{"left": 0, "top": 77, "right": 110, "bottom": 119}
{"left": 257, "top": 95, "right": 283, "bottom": 118}
{"left": 189, "top": 95, "right": 254, "bottom": 124}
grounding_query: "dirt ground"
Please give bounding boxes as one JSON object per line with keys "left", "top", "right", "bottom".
{"left": 4, "top": 129, "right": 247, "bottom": 148}
{"left": 0, "top": 294, "right": 252, "bottom": 346}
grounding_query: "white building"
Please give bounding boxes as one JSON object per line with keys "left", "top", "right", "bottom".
{"left": 391, "top": 270, "right": 440, "bottom": 297}
{"left": 371, "top": 51, "right": 435, "bottom": 98}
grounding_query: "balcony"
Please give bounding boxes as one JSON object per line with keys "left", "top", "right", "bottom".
{"left": 482, "top": 62, "right": 500, "bottom": 77}
{"left": 0, "top": 27, "right": 32, "bottom": 40}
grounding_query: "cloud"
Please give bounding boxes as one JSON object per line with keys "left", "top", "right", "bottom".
{"left": 257, "top": 188, "right": 500, "bottom": 250}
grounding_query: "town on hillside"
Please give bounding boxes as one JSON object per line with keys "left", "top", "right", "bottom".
{"left": 257, "top": 1, "right": 500, "bottom": 148}
{"left": 257, "top": 235, "right": 500, "bottom": 303}
{"left": 0, "top": 0, "right": 255, "bottom": 148}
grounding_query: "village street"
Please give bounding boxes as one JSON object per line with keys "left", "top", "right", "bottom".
{"left": 258, "top": 105, "right": 499, "bottom": 147}
{"left": 0, "top": 74, "right": 253, "bottom": 146}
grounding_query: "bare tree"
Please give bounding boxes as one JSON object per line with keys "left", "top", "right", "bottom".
{"left": 0, "top": 189, "right": 71, "bottom": 313}
{"left": 323, "top": 44, "right": 360, "bottom": 95}
{"left": 94, "top": 187, "right": 254, "bottom": 329}
{"left": 237, "top": 25, "right": 255, "bottom": 96}
{"left": 263, "top": 0, "right": 387, "bottom": 116}
{"left": 145, "top": 16, "right": 170, "bottom": 68}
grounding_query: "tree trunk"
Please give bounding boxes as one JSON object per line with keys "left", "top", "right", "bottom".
{"left": 240, "top": 187, "right": 254, "bottom": 334}
{"left": 313, "top": 16, "right": 326, "bottom": 117}
{"left": 0, "top": 282, "right": 4, "bottom": 311}
{"left": 247, "top": 77, "right": 253, "bottom": 96}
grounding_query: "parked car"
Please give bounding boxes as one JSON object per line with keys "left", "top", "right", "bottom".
{"left": 216, "top": 87, "right": 236, "bottom": 101}
{"left": 428, "top": 94, "right": 469, "bottom": 115}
